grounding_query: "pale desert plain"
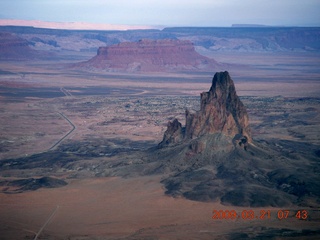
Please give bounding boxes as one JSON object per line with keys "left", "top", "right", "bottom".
{"left": 1, "top": 37, "right": 320, "bottom": 240}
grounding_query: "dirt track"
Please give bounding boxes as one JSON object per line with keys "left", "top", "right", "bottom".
{"left": 49, "top": 112, "right": 76, "bottom": 150}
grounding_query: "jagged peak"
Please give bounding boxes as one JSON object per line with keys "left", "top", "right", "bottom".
{"left": 209, "top": 71, "right": 233, "bottom": 93}
{"left": 159, "top": 71, "right": 251, "bottom": 148}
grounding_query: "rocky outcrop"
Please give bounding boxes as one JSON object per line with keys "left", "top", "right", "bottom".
{"left": 0, "top": 177, "right": 67, "bottom": 193}
{"left": 76, "top": 39, "right": 220, "bottom": 72}
{"left": 185, "top": 71, "right": 251, "bottom": 140}
{"left": 156, "top": 72, "right": 312, "bottom": 207}
{"left": 160, "top": 119, "right": 184, "bottom": 147}
{"left": 159, "top": 71, "right": 251, "bottom": 148}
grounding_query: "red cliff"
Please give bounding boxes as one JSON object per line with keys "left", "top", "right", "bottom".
{"left": 77, "top": 39, "right": 220, "bottom": 72}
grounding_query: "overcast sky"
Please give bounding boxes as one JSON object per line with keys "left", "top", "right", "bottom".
{"left": 1, "top": 0, "right": 320, "bottom": 27}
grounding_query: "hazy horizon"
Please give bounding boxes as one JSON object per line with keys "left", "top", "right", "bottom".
{"left": 3, "top": 19, "right": 319, "bottom": 32}
{"left": 1, "top": 0, "right": 320, "bottom": 29}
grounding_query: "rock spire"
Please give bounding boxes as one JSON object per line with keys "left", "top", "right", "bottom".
{"left": 159, "top": 71, "right": 251, "bottom": 147}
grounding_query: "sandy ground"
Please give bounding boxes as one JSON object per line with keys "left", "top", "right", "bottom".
{"left": 0, "top": 175, "right": 319, "bottom": 239}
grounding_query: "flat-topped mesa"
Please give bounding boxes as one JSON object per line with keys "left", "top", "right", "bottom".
{"left": 159, "top": 71, "right": 251, "bottom": 148}
{"left": 78, "top": 39, "right": 220, "bottom": 72}
{"left": 97, "top": 39, "right": 196, "bottom": 56}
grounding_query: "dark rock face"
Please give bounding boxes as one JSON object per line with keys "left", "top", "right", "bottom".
{"left": 76, "top": 39, "right": 220, "bottom": 72}
{"left": 158, "top": 119, "right": 184, "bottom": 148}
{"left": 186, "top": 71, "right": 251, "bottom": 140}
{"left": 159, "top": 71, "right": 251, "bottom": 147}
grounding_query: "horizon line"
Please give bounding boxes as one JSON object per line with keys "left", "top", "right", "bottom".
{"left": 0, "top": 19, "right": 319, "bottom": 31}
{"left": 0, "top": 19, "right": 161, "bottom": 31}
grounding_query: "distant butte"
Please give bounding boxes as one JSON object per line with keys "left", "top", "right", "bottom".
{"left": 76, "top": 39, "right": 221, "bottom": 72}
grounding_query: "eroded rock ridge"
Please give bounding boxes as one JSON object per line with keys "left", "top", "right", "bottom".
{"left": 0, "top": 32, "right": 39, "bottom": 60}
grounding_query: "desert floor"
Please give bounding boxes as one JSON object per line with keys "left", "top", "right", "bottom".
{"left": 0, "top": 51, "right": 320, "bottom": 239}
{"left": 1, "top": 175, "right": 320, "bottom": 240}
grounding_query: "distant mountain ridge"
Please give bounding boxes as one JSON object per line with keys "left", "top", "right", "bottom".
{"left": 0, "top": 19, "right": 154, "bottom": 31}
{"left": 231, "top": 24, "right": 270, "bottom": 27}
{"left": 0, "top": 26, "right": 319, "bottom": 53}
